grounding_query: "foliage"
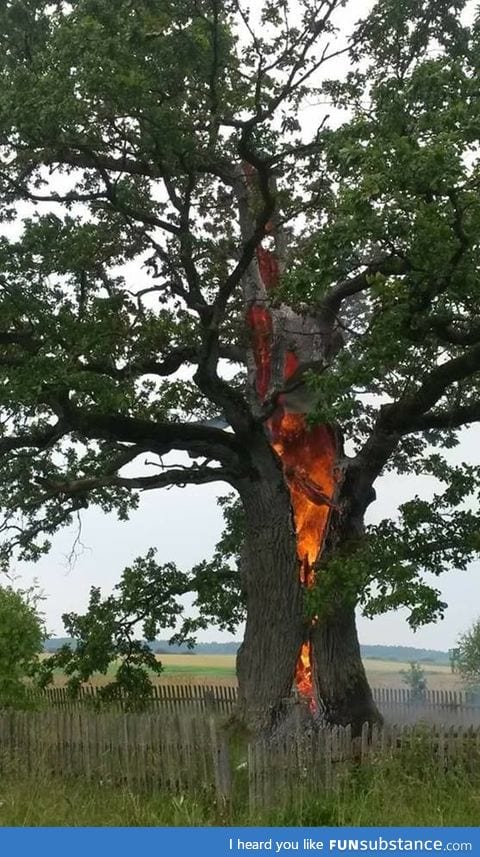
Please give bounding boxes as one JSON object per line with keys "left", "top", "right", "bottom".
{"left": 454, "top": 618, "right": 480, "bottom": 690}
{"left": 37, "top": 547, "right": 242, "bottom": 705}
{"left": 400, "top": 661, "right": 428, "bottom": 700}
{"left": 0, "top": 0, "right": 478, "bottom": 643}
{"left": 0, "top": 583, "right": 46, "bottom": 708}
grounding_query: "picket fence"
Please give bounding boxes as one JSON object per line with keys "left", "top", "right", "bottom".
{"left": 372, "top": 686, "right": 480, "bottom": 726}
{"left": 32, "top": 683, "right": 480, "bottom": 726}
{"left": 36, "top": 682, "right": 238, "bottom": 714}
{"left": 1, "top": 709, "right": 480, "bottom": 809}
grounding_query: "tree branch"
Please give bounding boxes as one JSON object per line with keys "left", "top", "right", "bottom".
{"left": 0, "top": 421, "right": 67, "bottom": 454}
{"left": 348, "top": 343, "right": 480, "bottom": 508}
{"left": 409, "top": 402, "right": 480, "bottom": 432}
{"left": 319, "top": 255, "right": 410, "bottom": 325}
{"left": 65, "top": 406, "right": 247, "bottom": 470}
{"left": 427, "top": 317, "right": 480, "bottom": 347}
{"left": 382, "top": 343, "right": 480, "bottom": 433}
{"left": 0, "top": 333, "right": 245, "bottom": 381}
{"left": 33, "top": 464, "right": 233, "bottom": 502}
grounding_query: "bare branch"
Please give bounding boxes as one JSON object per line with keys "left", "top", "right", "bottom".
{"left": 34, "top": 465, "right": 233, "bottom": 501}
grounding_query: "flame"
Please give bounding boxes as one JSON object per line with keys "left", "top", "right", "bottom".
{"left": 269, "top": 387, "right": 336, "bottom": 708}
{"left": 247, "top": 232, "right": 337, "bottom": 707}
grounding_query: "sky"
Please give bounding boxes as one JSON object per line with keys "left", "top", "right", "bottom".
{"left": 8, "top": 0, "right": 480, "bottom": 651}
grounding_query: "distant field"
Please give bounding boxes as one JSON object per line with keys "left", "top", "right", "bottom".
{"left": 363, "top": 658, "right": 461, "bottom": 691}
{"left": 43, "top": 652, "right": 463, "bottom": 691}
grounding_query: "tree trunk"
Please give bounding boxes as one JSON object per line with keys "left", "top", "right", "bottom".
{"left": 311, "top": 604, "right": 382, "bottom": 735}
{"left": 236, "top": 165, "right": 382, "bottom": 735}
{"left": 235, "top": 473, "right": 382, "bottom": 734}
{"left": 234, "top": 442, "right": 383, "bottom": 735}
{"left": 235, "top": 470, "right": 305, "bottom": 734}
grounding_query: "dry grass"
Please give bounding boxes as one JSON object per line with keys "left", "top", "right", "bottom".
{"left": 363, "top": 658, "right": 462, "bottom": 691}
{"left": 154, "top": 653, "right": 234, "bottom": 669}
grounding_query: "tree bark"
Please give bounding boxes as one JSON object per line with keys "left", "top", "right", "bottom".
{"left": 311, "top": 605, "right": 382, "bottom": 735}
{"left": 235, "top": 465, "right": 305, "bottom": 735}
{"left": 309, "top": 471, "right": 383, "bottom": 734}
{"left": 235, "top": 164, "right": 383, "bottom": 735}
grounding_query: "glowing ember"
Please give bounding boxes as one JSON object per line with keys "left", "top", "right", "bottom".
{"left": 246, "top": 305, "right": 273, "bottom": 399}
{"left": 247, "top": 228, "right": 337, "bottom": 706}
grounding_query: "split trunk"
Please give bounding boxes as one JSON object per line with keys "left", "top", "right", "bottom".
{"left": 235, "top": 444, "right": 382, "bottom": 736}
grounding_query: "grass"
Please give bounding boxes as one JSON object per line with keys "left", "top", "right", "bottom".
{"left": 0, "top": 746, "right": 479, "bottom": 826}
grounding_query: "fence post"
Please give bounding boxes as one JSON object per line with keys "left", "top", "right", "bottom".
{"left": 209, "top": 717, "right": 231, "bottom": 804}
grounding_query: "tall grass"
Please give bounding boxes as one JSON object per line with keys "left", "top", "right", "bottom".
{"left": 0, "top": 737, "right": 479, "bottom": 826}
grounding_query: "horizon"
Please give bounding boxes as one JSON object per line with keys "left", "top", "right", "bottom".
{"left": 43, "top": 635, "right": 453, "bottom": 654}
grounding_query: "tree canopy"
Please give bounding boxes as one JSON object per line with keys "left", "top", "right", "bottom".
{"left": 0, "top": 0, "right": 479, "bottom": 660}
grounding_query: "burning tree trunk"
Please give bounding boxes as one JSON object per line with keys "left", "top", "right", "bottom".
{"left": 235, "top": 169, "right": 382, "bottom": 734}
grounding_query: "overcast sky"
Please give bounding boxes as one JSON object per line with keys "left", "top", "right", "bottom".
{"left": 8, "top": 0, "right": 480, "bottom": 651}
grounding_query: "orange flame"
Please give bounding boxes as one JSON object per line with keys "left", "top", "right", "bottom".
{"left": 247, "top": 237, "right": 337, "bottom": 707}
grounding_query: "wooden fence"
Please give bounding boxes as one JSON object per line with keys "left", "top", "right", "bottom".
{"left": 248, "top": 720, "right": 480, "bottom": 810}
{"left": 35, "top": 682, "right": 238, "bottom": 714}
{"left": 0, "top": 709, "right": 221, "bottom": 797}
{"left": 372, "top": 686, "right": 480, "bottom": 726}
{"left": 1, "top": 709, "right": 480, "bottom": 810}
{"left": 31, "top": 683, "right": 480, "bottom": 725}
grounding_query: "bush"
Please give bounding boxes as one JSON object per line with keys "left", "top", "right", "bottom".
{"left": 0, "top": 584, "right": 46, "bottom": 708}
{"left": 400, "top": 661, "right": 428, "bottom": 700}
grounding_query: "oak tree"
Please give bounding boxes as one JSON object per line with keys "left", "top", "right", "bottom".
{"left": 0, "top": 0, "right": 480, "bottom": 732}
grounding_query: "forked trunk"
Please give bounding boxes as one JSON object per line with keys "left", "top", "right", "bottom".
{"left": 235, "top": 167, "right": 381, "bottom": 734}
{"left": 235, "top": 451, "right": 382, "bottom": 736}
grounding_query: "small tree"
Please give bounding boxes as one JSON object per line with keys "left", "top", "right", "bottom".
{"left": 455, "top": 620, "right": 480, "bottom": 691}
{"left": 400, "top": 661, "right": 428, "bottom": 701}
{"left": 38, "top": 548, "right": 233, "bottom": 709}
{"left": 449, "top": 647, "right": 460, "bottom": 674}
{"left": 0, "top": 584, "right": 46, "bottom": 708}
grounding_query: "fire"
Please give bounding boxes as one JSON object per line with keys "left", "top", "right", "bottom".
{"left": 247, "top": 233, "right": 337, "bottom": 707}
{"left": 268, "top": 367, "right": 337, "bottom": 707}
